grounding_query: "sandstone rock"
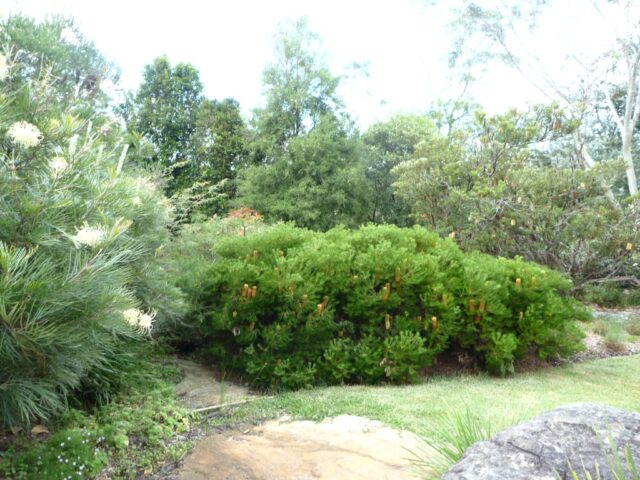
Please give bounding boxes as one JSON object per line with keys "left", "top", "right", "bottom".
{"left": 179, "top": 415, "right": 424, "bottom": 479}
{"left": 442, "top": 403, "right": 640, "bottom": 480}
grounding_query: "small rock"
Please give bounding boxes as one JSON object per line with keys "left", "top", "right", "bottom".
{"left": 30, "top": 424, "right": 49, "bottom": 436}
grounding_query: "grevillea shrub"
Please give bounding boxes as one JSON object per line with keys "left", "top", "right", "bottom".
{"left": 0, "top": 47, "right": 185, "bottom": 428}
{"left": 190, "top": 224, "right": 587, "bottom": 389}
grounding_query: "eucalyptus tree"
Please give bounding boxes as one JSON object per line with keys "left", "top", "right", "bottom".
{"left": 448, "top": 0, "right": 640, "bottom": 201}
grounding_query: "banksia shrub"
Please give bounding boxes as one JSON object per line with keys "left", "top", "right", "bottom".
{"left": 190, "top": 223, "right": 586, "bottom": 389}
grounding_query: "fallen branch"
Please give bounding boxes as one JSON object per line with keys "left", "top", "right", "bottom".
{"left": 573, "top": 275, "right": 640, "bottom": 291}
{"left": 191, "top": 396, "right": 272, "bottom": 415}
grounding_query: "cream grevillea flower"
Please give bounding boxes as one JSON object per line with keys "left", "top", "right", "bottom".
{"left": 121, "top": 308, "right": 156, "bottom": 334}
{"left": 137, "top": 310, "right": 156, "bottom": 334}
{"left": 72, "top": 223, "right": 107, "bottom": 247}
{"left": 0, "top": 53, "right": 7, "bottom": 81}
{"left": 7, "top": 121, "right": 43, "bottom": 148}
{"left": 68, "top": 134, "right": 79, "bottom": 156}
{"left": 50, "top": 156, "right": 69, "bottom": 176}
{"left": 122, "top": 308, "right": 140, "bottom": 327}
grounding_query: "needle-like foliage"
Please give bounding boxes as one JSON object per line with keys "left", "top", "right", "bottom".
{"left": 0, "top": 45, "right": 184, "bottom": 428}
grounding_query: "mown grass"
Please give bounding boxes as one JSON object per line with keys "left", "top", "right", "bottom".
{"left": 214, "top": 355, "right": 640, "bottom": 439}
{"left": 204, "top": 355, "right": 640, "bottom": 478}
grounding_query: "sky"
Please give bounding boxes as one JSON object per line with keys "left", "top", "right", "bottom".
{"left": 3, "top": 0, "right": 622, "bottom": 128}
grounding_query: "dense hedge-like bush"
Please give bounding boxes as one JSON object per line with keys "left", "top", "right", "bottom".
{"left": 189, "top": 224, "right": 587, "bottom": 389}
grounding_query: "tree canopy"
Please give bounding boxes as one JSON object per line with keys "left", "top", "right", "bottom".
{"left": 124, "top": 56, "right": 204, "bottom": 193}
{"left": 236, "top": 19, "right": 370, "bottom": 230}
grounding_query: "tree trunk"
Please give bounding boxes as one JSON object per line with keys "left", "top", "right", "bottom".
{"left": 574, "top": 131, "right": 622, "bottom": 212}
{"left": 622, "top": 125, "right": 638, "bottom": 195}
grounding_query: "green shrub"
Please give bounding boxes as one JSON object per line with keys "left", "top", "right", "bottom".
{"left": 162, "top": 209, "right": 268, "bottom": 341}
{"left": 383, "top": 331, "right": 431, "bottom": 383}
{"left": 0, "top": 47, "right": 185, "bottom": 427}
{"left": 0, "top": 367, "right": 191, "bottom": 480}
{"left": 187, "top": 223, "right": 586, "bottom": 389}
{"left": 580, "top": 285, "right": 640, "bottom": 308}
{"left": 392, "top": 108, "right": 640, "bottom": 290}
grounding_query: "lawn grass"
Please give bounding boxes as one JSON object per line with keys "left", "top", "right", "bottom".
{"left": 217, "top": 354, "right": 640, "bottom": 439}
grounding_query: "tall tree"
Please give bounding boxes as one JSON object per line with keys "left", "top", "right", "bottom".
{"left": 362, "top": 114, "right": 435, "bottom": 225}
{"left": 124, "top": 56, "right": 204, "bottom": 194}
{"left": 599, "top": 7, "right": 640, "bottom": 196}
{"left": 448, "top": 0, "right": 640, "bottom": 201}
{"left": 251, "top": 19, "right": 344, "bottom": 153}
{"left": 0, "top": 14, "right": 118, "bottom": 116}
{"left": 190, "top": 98, "right": 249, "bottom": 214}
{"left": 237, "top": 19, "right": 371, "bottom": 229}
{"left": 239, "top": 117, "right": 370, "bottom": 230}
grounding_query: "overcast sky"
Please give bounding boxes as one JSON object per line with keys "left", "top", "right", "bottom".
{"left": 4, "top": 0, "right": 620, "bottom": 127}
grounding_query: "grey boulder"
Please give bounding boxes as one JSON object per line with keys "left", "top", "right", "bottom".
{"left": 442, "top": 403, "right": 640, "bottom": 480}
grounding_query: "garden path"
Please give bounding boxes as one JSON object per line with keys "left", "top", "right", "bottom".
{"left": 172, "top": 359, "right": 424, "bottom": 480}
{"left": 174, "top": 359, "right": 254, "bottom": 409}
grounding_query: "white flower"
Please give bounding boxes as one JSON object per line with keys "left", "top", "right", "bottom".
{"left": 68, "top": 135, "right": 79, "bottom": 156}
{"left": 121, "top": 308, "right": 156, "bottom": 334}
{"left": 122, "top": 309, "right": 140, "bottom": 327}
{"left": 137, "top": 310, "right": 156, "bottom": 334}
{"left": 0, "top": 53, "right": 7, "bottom": 81}
{"left": 71, "top": 223, "right": 106, "bottom": 247}
{"left": 7, "top": 121, "right": 42, "bottom": 148}
{"left": 50, "top": 156, "right": 69, "bottom": 176}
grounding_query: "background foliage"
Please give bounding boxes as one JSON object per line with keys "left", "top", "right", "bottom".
{"left": 393, "top": 106, "right": 640, "bottom": 290}
{"left": 4, "top": 5, "right": 640, "bottom": 434}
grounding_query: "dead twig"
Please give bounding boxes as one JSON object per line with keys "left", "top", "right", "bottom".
{"left": 191, "top": 396, "right": 273, "bottom": 415}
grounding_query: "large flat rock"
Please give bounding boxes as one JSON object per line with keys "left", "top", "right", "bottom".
{"left": 179, "top": 415, "right": 424, "bottom": 480}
